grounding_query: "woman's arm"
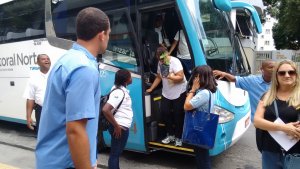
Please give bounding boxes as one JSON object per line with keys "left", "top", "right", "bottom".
{"left": 102, "top": 103, "right": 122, "bottom": 138}
{"left": 184, "top": 76, "right": 200, "bottom": 111}
{"left": 146, "top": 74, "right": 162, "bottom": 93}
{"left": 184, "top": 92, "right": 195, "bottom": 111}
{"left": 253, "top": 101, "right": 281, "bottom": 131}
{"left": 254, "top": 101, "right": 300, "bottom": 139}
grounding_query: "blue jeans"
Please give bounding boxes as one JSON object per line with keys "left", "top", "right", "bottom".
{"left": 194, "top": 147, "right": 211, "bottom": 169}
{"left": 262, "top": 151, "right": 284, "bottom": 169}
{"left": 108, "top": 126, "right": 129, "bottom": 169}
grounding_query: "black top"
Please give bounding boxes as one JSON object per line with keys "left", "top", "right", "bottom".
{"left": 261, "top": 99, "right": 300, "bottom": 154}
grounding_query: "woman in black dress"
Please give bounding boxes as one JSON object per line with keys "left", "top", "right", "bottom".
{"left": 254, "top": 60, "right": 300, "bottom": 169}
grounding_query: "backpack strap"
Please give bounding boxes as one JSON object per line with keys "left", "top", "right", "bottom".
{"left": 114, "top": 89, "right": 125, "bottom": 115}
{"left": 109, "top": 87, "right": 125, "bottom": 115}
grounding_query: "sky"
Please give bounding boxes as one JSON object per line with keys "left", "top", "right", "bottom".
{"left": 0, "top": 0, "right": 13, "bottom": 5}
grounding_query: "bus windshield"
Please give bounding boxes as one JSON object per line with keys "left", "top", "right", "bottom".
{"left": 188, "top": 0, "right": 249, "bottom": 74}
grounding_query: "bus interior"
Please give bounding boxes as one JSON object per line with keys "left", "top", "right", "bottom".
{"left": 140, "top": 7, "right": 195, "bottom": 153}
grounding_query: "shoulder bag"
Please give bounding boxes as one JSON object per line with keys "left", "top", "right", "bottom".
{"left": 182, "top": 91, "right": 219, "bottom": 149}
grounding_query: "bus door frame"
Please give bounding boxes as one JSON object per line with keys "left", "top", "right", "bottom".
{"left": 137, "top": 1, "right": 186, "bottom": 152}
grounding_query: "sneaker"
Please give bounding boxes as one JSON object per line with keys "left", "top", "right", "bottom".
{"left": 162, "top": 135, "right": 175, "bottom": 144}
{"left": 175, "top": 138, "right": 182, "bottom": 146}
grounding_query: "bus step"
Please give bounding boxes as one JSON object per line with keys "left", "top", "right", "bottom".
{"left": 148, "top": 141, "right": 194, "bottom": 155}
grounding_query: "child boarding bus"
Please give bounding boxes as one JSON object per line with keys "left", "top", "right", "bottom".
{"left": 0, "top": 0, "right": 262, "bottom": 156}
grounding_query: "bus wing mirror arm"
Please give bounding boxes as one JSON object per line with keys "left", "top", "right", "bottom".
{"left": 231, "top": 1, "right": 262, "bottom": 33}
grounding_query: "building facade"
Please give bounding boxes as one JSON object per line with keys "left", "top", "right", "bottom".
{"left": 256, "top": 14, "right": 277, "bottom": 51}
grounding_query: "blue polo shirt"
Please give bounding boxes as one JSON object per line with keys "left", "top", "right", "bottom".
{"left": 236, "top": 75, "right": 270, "bottom": 121}
{"left": 36, "top": 43, "right": 101, "bottom": 168}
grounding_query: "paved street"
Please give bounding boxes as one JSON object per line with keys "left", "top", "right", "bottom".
{"left": 0, "top": 120, "right": 261, "bottom": 169}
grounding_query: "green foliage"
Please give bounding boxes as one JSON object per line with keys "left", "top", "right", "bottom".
{"left": 263, "top": 0, "right": 300, "bottom": 50}
{"left": 263, "top": 0, "right": 279, "bottom": 17}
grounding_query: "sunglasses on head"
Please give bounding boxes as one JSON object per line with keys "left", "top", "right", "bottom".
{"left": 277, "top": 70, "right": 297, "bottom": 76}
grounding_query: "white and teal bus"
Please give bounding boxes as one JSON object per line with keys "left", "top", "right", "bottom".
{"left": 0, "top": 0, "right": 262, "bottom": 156}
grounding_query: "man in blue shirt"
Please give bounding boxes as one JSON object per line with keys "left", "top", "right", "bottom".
{"left": 36, "top": 7, "right": 110, "bottom": 169}
{"left": 213, "top": 60, "right": 275, "bottom": 121}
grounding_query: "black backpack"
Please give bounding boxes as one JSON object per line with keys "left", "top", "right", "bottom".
{"left": 99, "top": 88, "right": 125, "bottom": 131}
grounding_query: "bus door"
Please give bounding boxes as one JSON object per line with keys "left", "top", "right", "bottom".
{"left": 139, "top": 2, "right": 195, "bottom": 155}
{"left": 98, "top": 8, "right": 147, "bottom": 152}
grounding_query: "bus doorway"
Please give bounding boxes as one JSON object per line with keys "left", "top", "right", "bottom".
{"left": 140, "top": 7, "right": 194, "bottom": 154}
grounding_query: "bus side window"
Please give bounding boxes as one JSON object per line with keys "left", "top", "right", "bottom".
{"left": 25, "top": 28, "right": 45, "bottom": 37}
{"left": 6, "top": 32, "right": 26, "bottom": 40}
{"left": 102, "top": 11, "right": 139, "bottom": 73}
{"left": 0, "top": 0, "right": 45, "bottom": 44}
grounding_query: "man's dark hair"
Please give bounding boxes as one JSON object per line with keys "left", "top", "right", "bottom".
{"left": 37, "top": 54, "right": 48, "bottom": 62}
{"left": 190, "top": 65, "right": 218, "bottom": 93}
{"left": 156, "top": 46, "right": 168, "bottom": 58}
{"left": 76, "top": 7, "right": 109, "bottom": 40}
{"left": 114, "top": 69, "right": 131, "bottom": 87}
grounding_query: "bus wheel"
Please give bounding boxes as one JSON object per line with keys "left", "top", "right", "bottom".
{"left": 97, "top": 131, "right": 107, "bottom": 152}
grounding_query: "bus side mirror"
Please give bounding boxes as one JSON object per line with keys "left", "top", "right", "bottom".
{"left": 213, "top": 0, "right": 231, "bottom": 12}
{"left": 231, "top": 1, "right": 262, "bottom": 33}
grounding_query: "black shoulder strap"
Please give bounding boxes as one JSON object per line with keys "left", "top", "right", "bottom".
{"left": 273, "top": 99, "right": 300, "bottom": 120}
{"left": 273, "top": 100, "right": 279, "bottom": 118}
{"left": 111, "top": 88, "right": 125, "bottom": 115}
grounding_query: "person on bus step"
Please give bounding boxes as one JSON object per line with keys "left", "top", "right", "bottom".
{"left": 35, "top": 7, "right": 110, "bottom": 169}
{"left": 213, "top": 59, "right": 275, "bottom": 122}
{"left": 169, "top": 29, "right": 192, "bottom": 79}
{"left": 146, "top": 46, "right": 187, "bottom": 147}
{"left": 254, "top": 60, "right": 300, "bottom": 169}
{"left": 102, "top": 69, "right": 133, "bottom": 169}
{"left": 183, "top": 65, "right": 218, "bottom": 169}
{"left": 23, "top": 54, "right": 51, "bottom": 135}
{"left": 154, "top": 14, "right": 169, "bottom": 48}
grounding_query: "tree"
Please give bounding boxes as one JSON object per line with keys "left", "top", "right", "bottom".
{"left": 263, "top": 0, "right": 300, "bottom": 50}
{"left": 263, "top": 0, "right": 279, "bottom": 17}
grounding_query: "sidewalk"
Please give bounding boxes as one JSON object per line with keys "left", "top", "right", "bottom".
{"left": 0, "top": 143, "right": 35, "bottom": 169}
{"left": 0, "top": 122, "right": 36, "bottom": 169}
{"left": 0, "top": 163, "right": 20, "bottom": 169}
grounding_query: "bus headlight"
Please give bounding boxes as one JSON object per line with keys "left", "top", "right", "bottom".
{"left": 214, "top": 106, "right": 234, "bottom": 123}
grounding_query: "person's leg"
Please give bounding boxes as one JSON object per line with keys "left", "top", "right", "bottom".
{"left": 194, "top": 147, "right": 211, "bottom": 169}
{"left": 34, "top": 104, "right": 42, "bottom": 135}
{"left": 161, "top": 96, "right": 174, "bottom": 136}
{"left": 262, "top": 151, "right": 283, "bottom": 169}
{"left": 108, "top": 127, "right": 129, "bottom": 169}
{"left": 173, "top": 92, "right": 185, "bottom": 139}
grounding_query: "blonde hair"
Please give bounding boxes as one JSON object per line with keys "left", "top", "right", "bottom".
{"left": 263, "top": 60, "right": 300, "bottom": 109}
